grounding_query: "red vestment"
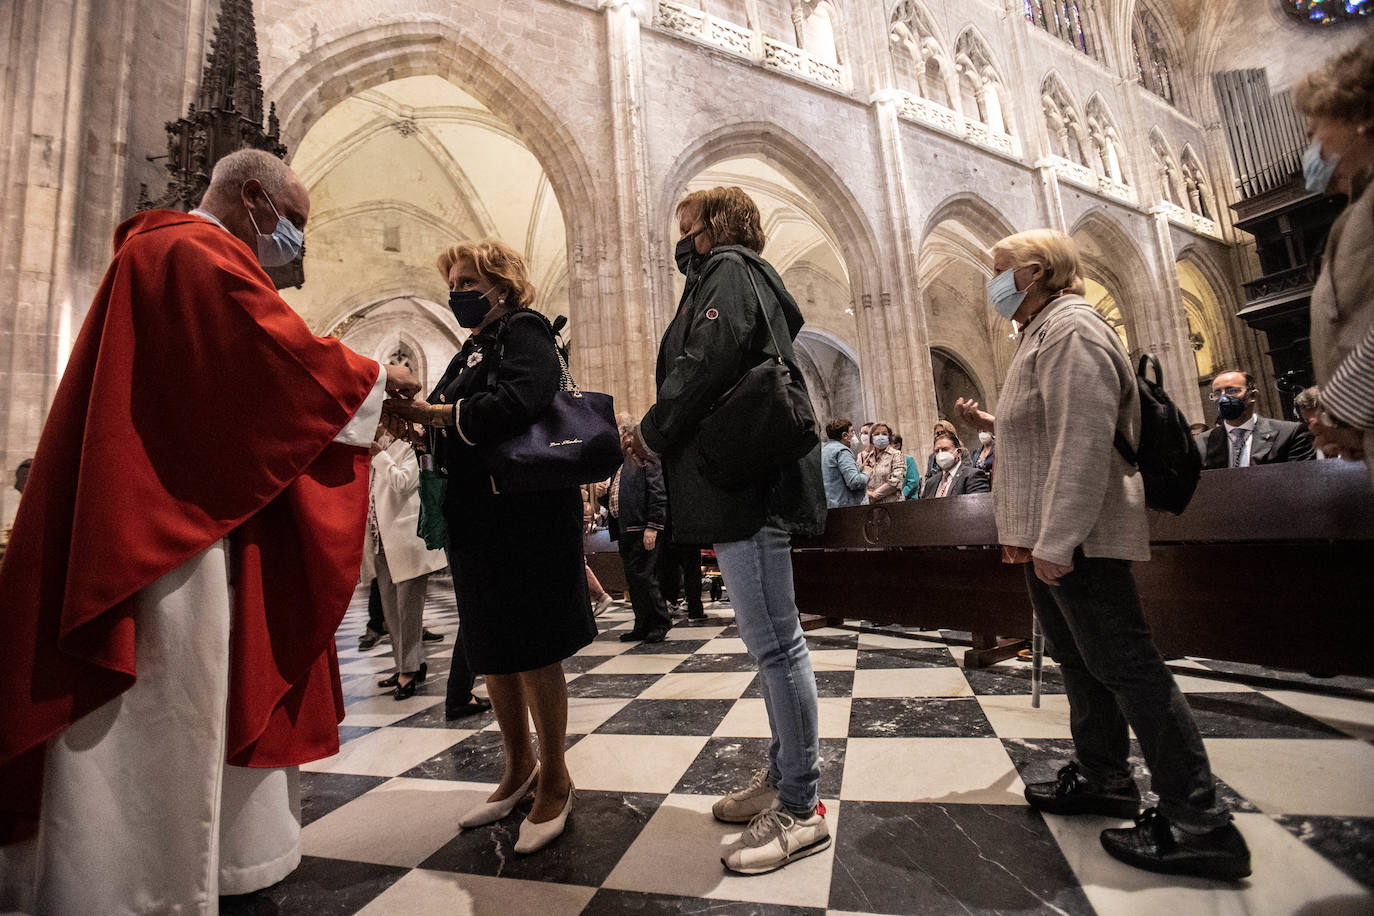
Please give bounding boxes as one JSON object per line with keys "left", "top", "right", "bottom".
{"left": 0, "top": 210, "right": 378, "bottom": 842}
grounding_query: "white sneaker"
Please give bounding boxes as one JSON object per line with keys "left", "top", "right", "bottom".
{"left": 592, "top": 593, "right": 613, "bottom": 617}
{"left": 722, "top": 806, "right": 831, "bottom": 875}
{"left": 712, "top": 767, "right": 779, "bottom": 824}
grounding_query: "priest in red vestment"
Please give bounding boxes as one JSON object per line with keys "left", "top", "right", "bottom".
{"left": 0, "top": 149, "right": 418, "bottom": 913}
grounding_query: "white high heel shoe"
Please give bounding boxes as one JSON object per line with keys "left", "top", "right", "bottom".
{"left": 458, "top": 765, "right": 539, "bottom": 830}
{"left": 514, "top": 786, "right": 575, "bottom": 854}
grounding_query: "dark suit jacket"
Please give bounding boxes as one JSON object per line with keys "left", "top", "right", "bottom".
{"left": 602, "top": 455, "right": 666, "bottom": 541}
{"left": 918, "top": 461, "right": 991, "bottom": 499}
{"left": 1195, "top": 416, "right": 1317, "bottom": 470}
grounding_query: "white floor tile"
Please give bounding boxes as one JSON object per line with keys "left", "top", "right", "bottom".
{"left": 574, "top": 640, "right": 634, "bottom": 657}
{"left": 852, "top": 667, "right": 974, "bottom": 698}
{"left": 588, "top": 653, "right": 690, "bottom": 675}
{"left": 977, "top": 694, "right": 1074, "bottom": 738}
{"left": 1172, "top": 674, "right": 1256, "bottom": 693}
{"left": 698, "top": 637, "right": 752, "bottom": 654}
{"left": 808, "top": 649, "right": 858, "bottom": 671}
{"left": 1205, "top": 738, "right": 1374, "bottom": 816}
{"left": 664, "top": 626, "right": 727, "bottom": 640}
{"left": 841, "top": 737, "right": 1027, "bottom": 804}
{"left": 301, "top": 778, "right": 490, "bottom": 867}
{"left": 565, "top": 697, "right": 631, "bottom": 734}
{"left": 356, "top": 870, "right": 596, "bottom": 916}
{"left": 302, "top": 727, "right": 469, "bottom": 777}
{"left": 602, "top": 793, "right": 839, "bottom": 909}
{"left": 857, "top": 633, "right": 950, "bottom": 651}
{"left": 638, "top": 672, "right": 757, "bottom": 700}
{"left": 713, "top": 697, "right": 852, "bottom": 738}
{"left": 1262, "top": 690, "right": 1374, "bottom": 740}
{"left": 564, "top": 734, "right": 708, "bottom": 793}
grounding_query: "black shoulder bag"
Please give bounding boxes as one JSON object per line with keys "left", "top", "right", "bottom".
{"left": 695, "top": 257, "right": 819, "bottom": 490}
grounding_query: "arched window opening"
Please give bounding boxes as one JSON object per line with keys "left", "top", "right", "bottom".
{"left": 1042, "top": 79, "right": 1089, "bottom": 165}
{"left": 799, "top": 1, "right": 839, "bottom": 66}
{"left": 954, "top": 31, "right": 1010, "bottom": 135}
{"left": 1132, "top": 8, "right": 1176, "bottom": 105}
{"left": 889, "top": 3, "right": 954, "bottom": 109}
{"left": 1085, "top": 98, "right": 1126, "bottom": 184}
{"left": 1150, "top": 132, "right": 1185, "bottom": 207}
{"left": 1024, "top": 0, "right": 1102, "bottom": 61}
{"left": 1180, "top": 148, "right": 1215, "bottom": 220}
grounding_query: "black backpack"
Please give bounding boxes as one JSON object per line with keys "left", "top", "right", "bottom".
{"left": 1113, "top": 353, "right": 1202, "bottom": 515}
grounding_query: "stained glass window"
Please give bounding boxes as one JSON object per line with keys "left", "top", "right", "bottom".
{"left": 1282, "top": 0, "right": 1369, "bottom": 24}
{"left": 1132, "top": 10, "right": 1175, "bottom": 105}
{"left": 1027, "top": 0, "right": 1100, "bottom": 60}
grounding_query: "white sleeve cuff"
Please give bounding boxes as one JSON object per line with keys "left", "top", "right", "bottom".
{"left": 332, "top": 365, "right": 386, "bottom": 447}
{"left": 454, "top": 398, "right": 476, "bottom": 446}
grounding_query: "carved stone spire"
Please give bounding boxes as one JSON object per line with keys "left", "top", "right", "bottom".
{"left": 199, "top": 0, "right": 266, "bottom": 124}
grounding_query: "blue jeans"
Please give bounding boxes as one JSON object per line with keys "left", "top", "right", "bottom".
{"left": 713, "top": 525, "right": 820, "bottom": 815}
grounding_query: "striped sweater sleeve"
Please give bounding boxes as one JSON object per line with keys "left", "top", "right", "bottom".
{"left": 1323, "top": 322, "right": 1374, "bottom": 430}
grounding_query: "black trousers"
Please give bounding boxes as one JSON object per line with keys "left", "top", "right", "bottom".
{"left": 1024, "top": 554, "right": 1228, "bottom": 830}
{"left": 620, "top": 531, "right": 672, "bottom": 634}
{"left": 443, "top": 547, "right": 477, "bottom": 709}
{"left": 367, "top": 578, "right": 386, "bottom": 633}
{"left": 657, "top": 542, "right": 704, "bottom": 615}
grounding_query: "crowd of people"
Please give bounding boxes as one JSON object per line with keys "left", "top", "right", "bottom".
{"left": 0, "top": 35, "right": 1372, "bottom": 913}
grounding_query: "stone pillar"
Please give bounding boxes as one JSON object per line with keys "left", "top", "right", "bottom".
{"left": 1145, "top": 209, "right": 1206, "bottom": 424}
{"left": 596, "top": 0, "right": 660, "bottom": 418}
{"left": 870, "top": 91, "right": 938, "bottom": 441}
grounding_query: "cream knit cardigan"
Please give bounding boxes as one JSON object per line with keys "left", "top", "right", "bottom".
{"left": 993, "top": 294, "right": 1150, "bottom": 567}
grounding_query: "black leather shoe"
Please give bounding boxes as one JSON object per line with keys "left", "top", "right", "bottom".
{"left": 377, "top": 673, "right": 400, "bottom": 689}
{"left": 1025, "top": 762, "right": 1141, "bottom": 818}
{"left": 393, "top": 678, "right": 419, "bottom": 700}
{"left": 642, "top": 629, "right": 668, "bottom": 644}
{"left": 358, "top": 628, "right": 385, "bottom": 651}
{"left": 422, "top": 628, "right": 443, "bottom": 642}
{"left": 445, "top": 697, "right": 493, "bottom": 720}
{"left": 1100, "top": 808, "right": 1251, "bottom": 881}
{"left": 620, "top": 631, "right": 646, "bottom": 642}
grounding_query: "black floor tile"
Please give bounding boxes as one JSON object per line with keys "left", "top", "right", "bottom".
{"left": 567, "top": 674, "right": 667, "bottom": 698}
{"left": 625, "top": 638, "right": 709, "bottom": 655}
{"left": 827, "top": 802, "right": 1093, "bottom": 915}
{"left": 741, "top": 670, "right": 853, "bottom": 699}
{"left": 583, "top": 888, "right": 823, "bottom": 914}
{"left": 856, "top": 647, "right": 957, "bottom": 669}
{"left": 394, "top": 702, "right": 497, "bottom": 731}
{"left": 848, "top": 697, "right": 996, "bottom": 738}
{"left": 594, "top": 699, "right": 736, "bottom": 736}
{"left": 672, "top": 736, "right": 847, "bottom": 799}
{"left": 673, "top": 653, "right": 760, "bottom": 673}
{"left": 962, "top": 664, "right": 1066, "bottom": 695}
{"left": 1185, "top": 692, "right": 1348, "bottom": 738}
{"left": 803, "top": 633, "right": 859, "bottom": 650}
{"left": 419, "top": 790, "right": 662, "bottom": 887}
{"left": 299, "top": 772, "right": 388, "bottom": 827}
{"left": 563, "top": 654, "right": 613, "bottom": 673}
{"left": 336, "top": 726, "right": 377, "bottom": 744}
{"left": 219, "top": 855, "right": 407, "bottom": 915}
{"left": 401, "top": 729, "right": 509, "bottom": 782}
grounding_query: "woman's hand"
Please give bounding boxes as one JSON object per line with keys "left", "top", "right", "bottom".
{"left": 1032, "top": 555, "right": 1073, "bottom": 586}
{"left": 383, "top": 397, "right": 432, "bottom": 424}
{"left": 955, "top": 397, "right": 995, "bottom": 434}
{"left": 643, "top": 529, "right": 658, "bottom": 550}
{"left": 1313, "top": 421, "right": 1366, "bottom": 460}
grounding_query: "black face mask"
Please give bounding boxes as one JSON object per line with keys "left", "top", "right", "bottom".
{"left": 675, "top": 230, "right": 703, "bottom": 276}
{"left": 1216, "top": 394, "right": 1247, "bottom": 422}
{"left": 449, "top": 289, "right": 492, "bottom": 329}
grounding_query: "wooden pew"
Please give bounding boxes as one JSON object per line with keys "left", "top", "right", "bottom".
{"left": 792, "top": 460, "right": 1374, "bottom": 676}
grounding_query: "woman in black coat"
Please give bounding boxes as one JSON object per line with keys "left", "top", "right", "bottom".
{"left": 629, "top": 186, "right": 828, "bottom": 876}
{"left": 383, "top": 239, "right": 594, "bottom": 856}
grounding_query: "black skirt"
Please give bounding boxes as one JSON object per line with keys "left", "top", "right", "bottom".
{"left": 446, "top": 485, "right": 596, "bottom": 674}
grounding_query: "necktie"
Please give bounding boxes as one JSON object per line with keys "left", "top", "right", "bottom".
{"left": 1230, "top": 428, "right": 1250, "bottom": 468}
{"left": 608, "top": 466, "right": 623, "bottom": 518}
{"left": 936, "top": 471, "right": 952, "bottom": 498}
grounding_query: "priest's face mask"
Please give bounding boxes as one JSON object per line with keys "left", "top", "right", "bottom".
{"left": 240, "top": 179, "right": 309, "bottom": 270}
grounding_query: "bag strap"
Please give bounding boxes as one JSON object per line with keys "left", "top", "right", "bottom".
{"left": 718, "top": 251, "right": 787, "bottom": 366}
{"left": 492, "top": 309, "right": 580, "bottom": 395}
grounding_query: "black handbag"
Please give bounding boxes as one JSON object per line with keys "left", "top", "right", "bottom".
{"left": 696, "top": 258, "right": 819, "bottom": 490}
{"left": 477, "top": 314, "right": 623, "bottom": 494}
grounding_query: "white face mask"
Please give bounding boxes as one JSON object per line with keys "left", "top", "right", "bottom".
{"left": 978, "top": 432, "right": 992, "bottom": 445}
{"left": 860, "top": 433, "right": 871, "bottom": 447}
{"left": 935, "top": 451, "right": 958, "bottom": 471}
{"left": 987, "top": 267, "right": 1033, "bottom": 321}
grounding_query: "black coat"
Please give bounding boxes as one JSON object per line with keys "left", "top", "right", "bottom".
{"left": 603, "top": 455, "right": 666, "bottom": 541}
{"left": 1194, "top": 415, "right": 1316, "bottom": 469}
{"left": 639, "top": 246, "right": 826, "bottom": 545}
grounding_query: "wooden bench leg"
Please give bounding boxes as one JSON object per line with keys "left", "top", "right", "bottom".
{"left": 963, "top": 633, "right": 1029, "bottom": 668}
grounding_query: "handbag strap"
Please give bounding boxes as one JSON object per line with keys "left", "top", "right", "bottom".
{"left": 493, "top": 310, "right": 581, "bottom": 395}
{"left": 719, "top": 252, "right": 787, "bottom": 366}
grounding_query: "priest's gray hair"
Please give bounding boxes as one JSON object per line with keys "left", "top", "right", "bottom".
{"left": 207, "top": 149, "right": 295, "bottom": 200}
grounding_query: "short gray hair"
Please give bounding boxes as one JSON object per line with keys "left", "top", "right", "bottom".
{"left": 1294, "top": 385, "right": 1321, "bottom": 411}
{"left": 207, "top": 149, "right": 295, "bottom": 200}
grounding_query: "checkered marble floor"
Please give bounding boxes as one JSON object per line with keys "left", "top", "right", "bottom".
{"left": 222, "top": 573, "right": 1374, "bottom": 915}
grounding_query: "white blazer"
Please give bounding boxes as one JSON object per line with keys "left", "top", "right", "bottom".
{"left": 360, "top": 439, "right": 449, "bottom": 584}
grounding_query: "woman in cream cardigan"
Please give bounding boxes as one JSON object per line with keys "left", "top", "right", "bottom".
{"left": 362, "top": 426, "right": 449, "bottom": 699}
{"left": 955, "top": 230, "right": 1249, "bottom": 881}
{"left": 1296, "top": 35, "right": 1374, "bottom": 483}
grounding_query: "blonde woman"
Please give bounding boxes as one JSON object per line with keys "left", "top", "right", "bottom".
{"left": 859, "top": 421, "right": 905, "bottom": 504}
{"left": 955, "top": 229, "right": 1249, "bottom": 880}
{"left": 383, "top": 239, "right": 595, "bottom": 855}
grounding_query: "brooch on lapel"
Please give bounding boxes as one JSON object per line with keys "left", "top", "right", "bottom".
{"left": 466, "top": 350, "right": 484, "bottom": 368}
{"left": 705, "top": 308, "right": 719, "bottom": 320}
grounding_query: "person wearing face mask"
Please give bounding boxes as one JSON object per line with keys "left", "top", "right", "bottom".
{"left": 627, "top": 186, "right": 830, "bottom": 876}
{"left": 0, "top": 149, "right": 421, "bottom": 912}
{"left": 954, "top": 229, "right": 1250, "bottom": 881}
{"left": 925, "top": 419, "right": 958, "bottom": 478}
{"left": 853, "top": 421, "right": 874, "bottom": 457}
{"left": 1296, "top": 35, "right": 1374, "bottom": 482}
{"left": 1194, "top": 369, "right": 1314, "bottom": 469}
{"left": 860, "top": 422, "right": 907, "bottom": 504}
{"left": 918, "top": 433, "right": 989, "bottom": 499}
{"left": 971, "top": 430, "right": 995, "bottom": 477}
{"left": 892, "top": 434, "right": 922, "bottom": 499}
{"left": 822, "top": 418, "right": 869, "bottom": 508}
{"left": 383, "top": 239, "right": 596, "bottom": 856}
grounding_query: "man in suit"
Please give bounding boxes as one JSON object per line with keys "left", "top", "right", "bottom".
{"left": 1196, "top": 369, "right": 1316, "bottom": 469}
{"left": 606, "top": 423, "right": 671, "bottom": 643}
{"left": 919, "top": 433, "right": 991, "bottom": 498}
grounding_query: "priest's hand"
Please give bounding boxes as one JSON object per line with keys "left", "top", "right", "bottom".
{"left": 384, "top": 363, "right": 420, "bottom": 398}
{"left": 955, "top": 397, "right": 995, "bottom": 434}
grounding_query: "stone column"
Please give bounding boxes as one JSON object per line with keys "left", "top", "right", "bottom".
{"left": 596, "top": 0, "right": 660, "bottom": 418}
{"left": 1145, "top": 209, "right": 1206, "bottom": 424}
{"left": 870, "top": 91, "right": 938, "bottom": 441}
